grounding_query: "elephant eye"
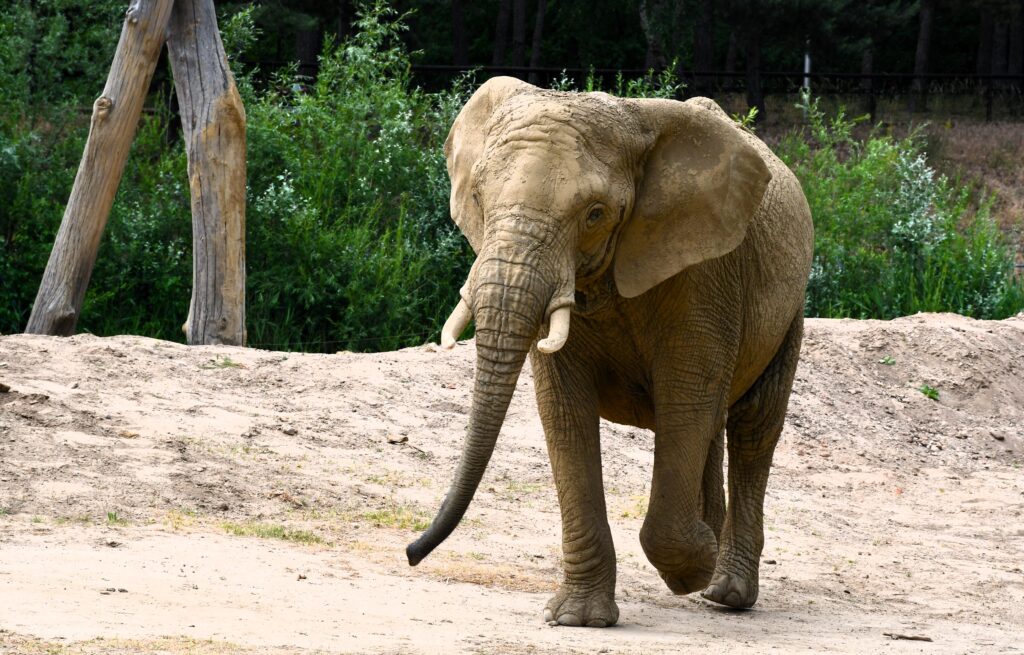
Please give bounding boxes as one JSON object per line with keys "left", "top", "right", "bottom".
{"left": 586, "top": 207, "right": 603, "bottom": 226}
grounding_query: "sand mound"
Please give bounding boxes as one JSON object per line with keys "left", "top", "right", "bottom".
{"left": 1, "top": 313, "right": 1022, "bottom": 654}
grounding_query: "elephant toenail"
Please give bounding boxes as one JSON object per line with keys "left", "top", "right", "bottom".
{"left": 586, "top": 619, "right": 608, "bottom": 628}
{"left": 557, "top": 613, "right": 581, "bottom": 626}
{"left": 543, "top": 609, "right": 553, "bottom": 622}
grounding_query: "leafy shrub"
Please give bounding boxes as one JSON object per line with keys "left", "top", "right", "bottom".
{"left": 0, "top": 114, "right": 88, "bottom": 332}
{"left": 241, "top": 1, "right": 472, "bottom": 351}
{"left": 1, "top": 2, "right": 472, "bottom": 349}
{"left": 0, "top": 0, "right": 123, "bottom": 113}
{"left": 82, "top": 108, "right": 193, "bottom": 339}
{"left": 779, "top": 93, "right": 1024, "bottom": 320}
{"left": 549, "top": 61, "right": 684, "bottom": 99}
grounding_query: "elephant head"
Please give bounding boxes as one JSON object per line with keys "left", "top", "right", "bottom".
{"left": 407, "top": 78, "right": 771, "bottom": 566}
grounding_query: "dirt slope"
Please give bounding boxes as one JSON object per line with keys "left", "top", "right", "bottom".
{"left": 1, "top": 313, "right": 1022, "bottom": 654}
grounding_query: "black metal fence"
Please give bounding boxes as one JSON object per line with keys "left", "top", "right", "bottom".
{"left": 410, "top": 65, "right": 1024, "bottom": 121}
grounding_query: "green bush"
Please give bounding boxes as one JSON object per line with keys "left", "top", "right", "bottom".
{"left": 0, "top": 1, "right": 123, "bottom": 113}
{"left": 0, "top": 113, "right": 87, "bottom": 332}
{"left": 1, "top": 2, "right": 472, "bottom": 350}
{"left": 82, "top": 109, "right": 193, "bottom": 339}
{"left": 241, "top": 2, "right": 472, "bottom": 351}
{"left": 779, "top": 93, "right": 1024, "bottom": 320}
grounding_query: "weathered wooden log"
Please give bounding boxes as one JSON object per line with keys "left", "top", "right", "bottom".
{"left": 168, "top": 0, "right": 247, "bottom": 346}
{"left": 25, "top": 0, "right": 174, "bottom": 336}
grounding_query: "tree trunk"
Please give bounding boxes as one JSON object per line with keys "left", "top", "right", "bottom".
{"left": 167, "top": 0, "right": 247, "bottom": 346}
{"left": 911, "top": 0, "right": 935, "bottom": 113}
{"left": 724, "top": 30, "right": 738, "bottom": 90}
{"left": 335, "top": 0, "right": 351, "bottom": 42}
{"left": 693, "top": 0, "right": 715, "bottom": 93}
{"left": 26, "top": 0, "right": 174, "bottom": 336}
{"left": 1011, "top": 1, "right": 1023, "bottom": 75}
{"left": 861, "top": 40, "right": 876, "bottom": 120}
{"left": 493, "top": 0, "right": 511, "bottom": 66}
{"left": 1010, "top": 0, "right": 1023, "bottom": 95}
{"left": 639, "top": 0, "right": 668, "bottom": 71}
{"left": 527, "top": 0, "right": 547, "bottom": 84}
{"left": 452, "top": 0, "right": 469, "bottom": 67}
{"left": 978, "top": 8, "right": 995, "bottom": 77}
{"left": 993, "top": 17, "right": 1010, "bottom": 88}
{"left": 512, "top": 0, "right": 527, "bottom": 68}
{"left": 295, "top": 29, "right": 321, "bottom": 79}
{"left": 743, "top": 4, "right": 765, "bottom": 122}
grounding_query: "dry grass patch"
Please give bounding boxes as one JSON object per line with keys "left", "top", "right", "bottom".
{"left": 424, "top": 561, "right": 557, "bottom": 594}
{"left": 221, "top": 521, "right": 325, "bottom": 545}
{"left": 926, "top": 121, "right": 1024, "bottom": 235}
{"left": 164, "top": 509, "right": 199, "bottom": 531}
{"left": 0, "top": 633, "right": 246, "bottom": 654}
{"left": 361, "top": 504, "right": 432, "bottom": 531}
{"left": 616, "top": 494, "right": 649, "bottom": 519}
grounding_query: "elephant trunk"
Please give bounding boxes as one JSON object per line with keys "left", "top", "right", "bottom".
{"left": 407, "top": 253, "right": 553, "bottom": 566}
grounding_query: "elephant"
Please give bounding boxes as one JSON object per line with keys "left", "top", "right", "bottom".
{"left": 406, "top": 76, "right": 813, "bottom": 627}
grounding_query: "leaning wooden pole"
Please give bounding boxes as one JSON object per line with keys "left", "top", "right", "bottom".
{"left": 25, "top": 0, "right": 174, "bottom": 336}
{"left": 167, "top": 0, "right": 247, "bottom": 345}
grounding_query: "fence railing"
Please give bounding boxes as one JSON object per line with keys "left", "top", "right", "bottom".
{"left": 408, "top": 65, "right": 1024, "bottom": 121}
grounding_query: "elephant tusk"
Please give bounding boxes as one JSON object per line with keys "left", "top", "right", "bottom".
{"left": 537, "top": 305, "right": 571, "bottom": 354}
{"left": 440, "top": 298, "right": 473, "bottom": 350}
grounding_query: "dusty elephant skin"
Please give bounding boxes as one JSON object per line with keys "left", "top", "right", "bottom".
{"left": 407, "top": 77, "right": 814, "bottom": 627}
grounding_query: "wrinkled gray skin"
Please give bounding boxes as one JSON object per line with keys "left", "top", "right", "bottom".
{"left": 407, "top": 77, "right": 813, "bottom": 627}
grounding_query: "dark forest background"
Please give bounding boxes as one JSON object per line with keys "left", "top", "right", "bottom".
{"left": 250, "top": 0, "right": 1023, "bottom": 76}
{"left": 247, "top": 1, "right": 1024, "bottom": 109}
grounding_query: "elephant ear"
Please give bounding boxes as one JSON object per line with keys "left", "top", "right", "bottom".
{"left": 613, "top": 97, "right": 772, "bottom": 298}
{"left": 445, "top": 76, "right": 534, "bottom": 253}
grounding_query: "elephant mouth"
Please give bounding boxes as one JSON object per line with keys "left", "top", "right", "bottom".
{"left": 573, "top": 276, "right": 618, "bottom": 316}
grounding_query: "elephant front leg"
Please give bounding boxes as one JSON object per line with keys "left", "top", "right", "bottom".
{"left": 640, "top": 400, "right": 725, "bottom": 596}
{"left": 532, "top": 352, "right": 618, "bottom": 628}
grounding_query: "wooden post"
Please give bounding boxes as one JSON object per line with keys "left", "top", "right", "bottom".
{"left": 25, "top": 0, "right": 174, "bottom": 336}
{"left": 167, "top": 0, "right": 247, "bottom": 345}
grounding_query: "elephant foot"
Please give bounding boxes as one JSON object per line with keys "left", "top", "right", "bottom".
{"left": 544, "top": 584, "right": 619, "bottom": 627}
{"left": 657, "top": 560, "right": 716, "bottom": 595}
{"left": 640, "top": 519, "right": 718, "bottom": 595}
{"left": 701, "top": 568, "right": 758, "bottom": 609}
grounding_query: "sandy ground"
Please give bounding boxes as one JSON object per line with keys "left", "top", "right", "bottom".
{"left": 1, "top": 312, "right": 1023, "bottom": 654}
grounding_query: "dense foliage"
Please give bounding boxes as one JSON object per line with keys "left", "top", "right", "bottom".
{"left": 3, "top": 3, "right": 474, "bottom": 351}
{"left": 0, "top": 2, "right": 1021, "bottom": 351}
{"left": 779, "top": 93, "right": 1024, "bottom": 319}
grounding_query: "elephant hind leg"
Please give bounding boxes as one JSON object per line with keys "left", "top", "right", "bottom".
{"left": 703, "top": 314, "right": 803, "bottom": 609}
{"left": 701, "top": 425, "right": 726, "bottom": 541}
